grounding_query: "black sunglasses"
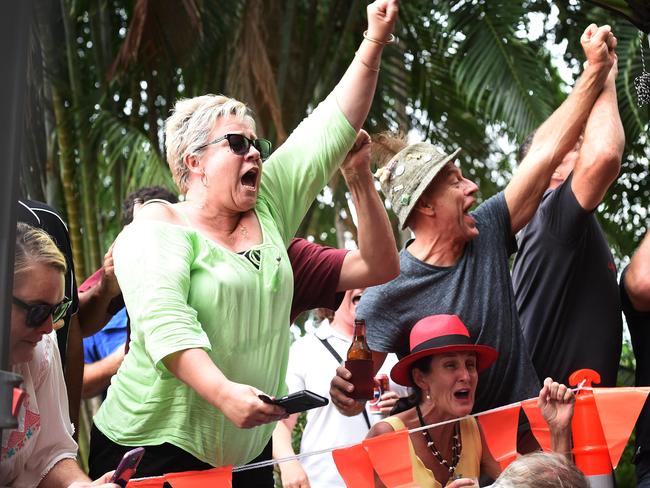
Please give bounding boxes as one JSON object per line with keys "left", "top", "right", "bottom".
{"left": 196, "top": 133, "right": 272, "bottom": 160}
{"left": 13, "top": 296, "right": 72, "bottom": 329}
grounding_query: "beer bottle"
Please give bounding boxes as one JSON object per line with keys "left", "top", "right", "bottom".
{"left": 345, "top": 319, "right": 374, "bottom": 399}
{"left": 347, "top": 319, "right": 372, "bottom": 360}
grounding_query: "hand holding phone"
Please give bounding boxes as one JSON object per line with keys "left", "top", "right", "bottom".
{"left": 259, "top": 390, "right": 328, "bottom": 414}
{"left": 109, "top": 447, "right": 145, "bottom": 487}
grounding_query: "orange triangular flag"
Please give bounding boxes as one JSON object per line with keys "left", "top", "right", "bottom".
{"left": 593, "top": 387, "right": 650, "bottom": 468}
{"left": 521, "top": 398, "right": 552, "bottom": 452}
{"left": 332, "top": 443, "right": 375, "bottom": 488}
{"left": 12, "top": 388, "right": 25, "bottom": 417}
{"left": 478, "top": 404, "right": 520, "bottom": 469}
{"left": 165, "top": 466, "right": 232, "bottom": 488}
{"left": 363, "top": 429, "right": 417, "bottom": 487}
{"left": 126, "top": 476, "right": 165, "bottom": 487}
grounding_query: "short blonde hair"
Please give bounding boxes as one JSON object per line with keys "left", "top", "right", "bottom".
{"left": 165, "top": 94, "right": 256, "bottom": 193}
{"left": 14, "top": 223, "right": 67, "bottom": 277}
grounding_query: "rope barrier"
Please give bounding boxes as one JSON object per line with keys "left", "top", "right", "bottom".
{"left": 130, "top": 384, "right": 590, "bottom": 479}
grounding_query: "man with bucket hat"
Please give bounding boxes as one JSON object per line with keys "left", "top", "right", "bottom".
{"left": 341, "top": 137, "right": 541, "bottom": 420}
{"left": 330, "top": 23, "right": 617, "bottom": 438}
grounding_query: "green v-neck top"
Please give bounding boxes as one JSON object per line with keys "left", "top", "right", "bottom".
{"left": 93, "top": 94, "right": 356, "bottom": 467}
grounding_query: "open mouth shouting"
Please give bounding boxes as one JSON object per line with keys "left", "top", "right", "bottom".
{"left": 454, "top": 388, "right": 472, "bottom": 402}
{"left": 463, "top": 199, "right": 476, "bottom": 227}
{"left": 240, "top": 165, "right": 260, "bottom": 191}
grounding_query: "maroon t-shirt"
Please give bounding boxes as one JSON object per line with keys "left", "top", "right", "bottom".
{"left": 288, "top": 238, "right": 349, "bottom": 322}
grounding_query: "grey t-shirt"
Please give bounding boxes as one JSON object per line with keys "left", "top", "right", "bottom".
{"left": 358, "top": 192, "right": 540, "bottom": 413}
{"left": 512, "top": 173, "right": 621, "bottom": 387}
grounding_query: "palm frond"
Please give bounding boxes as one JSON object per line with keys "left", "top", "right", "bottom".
{"left": 617, "top": 25, "right": 649, "bottom": 146}
{"left": 450, "top": 1, "right": 559, "bottom": 137}
{"left": 92, "top": 110, "right": 175, "bottom": 197}
{"left": 108, "top": 0, "right": 202, "bottom": 80}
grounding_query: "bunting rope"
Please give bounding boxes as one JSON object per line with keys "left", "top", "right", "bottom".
{"left": 128, "top": 383, "right": 591, "bottom": 480}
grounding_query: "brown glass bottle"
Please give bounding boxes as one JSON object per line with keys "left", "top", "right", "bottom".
{"left": 345, "top": 319, "right": 374, "bottom": 399}
{"left": 347, "top": 319, "right": 372, "bottom": 360}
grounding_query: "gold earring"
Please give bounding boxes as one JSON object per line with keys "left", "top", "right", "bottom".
{"left": 201, "top": 170, "right": 208, "bottom": 187}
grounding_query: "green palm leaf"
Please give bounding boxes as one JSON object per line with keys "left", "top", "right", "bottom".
{"left": 450, "top": 0, "right": 559, "bottom": 137}
{"left": 92, "top": 110, "right": 175, "bottom": 195}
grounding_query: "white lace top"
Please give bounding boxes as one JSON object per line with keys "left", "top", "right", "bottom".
{"left": 1, "top": 332, "right": 77, "bottom": 487}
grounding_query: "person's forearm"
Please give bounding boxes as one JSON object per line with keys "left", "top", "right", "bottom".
{"left": 550, "top": 427, "right": 572, "bottom": 460}
{"left": 272, "top": 418, "right": 298, "bottom": 459}
{"left": 334, "top": 1, "right": 397, "bottom": 130}
{"left": 531, "top": 62, "right": 608, "bottom": 166}
{"left": 77, "top": 284, "right": 120, "bottom": 337}
{"left": 583, "top": 72, "right": 624, "bottom": 162}
{"left": 506, "top": 62, "right": 609, "bottom": 232}
{"left": 334, "top": 40, "right": 383, "bottom": 131}
{"left": 39, "top": 458, "right": 90, "bottom": 487}
{"left": 163, "top": 348, "right": 229, "bottom": 409}
{"left": 573, "top": 71, "right": 623, "bottom": 208}
{"left": 338, "top": 168, "right": 399, "bottom": 290}
{"left": 626, "top": 231, "right": 650, "bottom": 311}
{"left": 82, "top": 352, "right": 122, "bottom": 399}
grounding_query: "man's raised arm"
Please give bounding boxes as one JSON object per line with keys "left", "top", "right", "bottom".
{"left": 571, "top": 59, "right": 624, "bottom": 211}
{"left": 505, "top": 24, "right": 617, "bottom": 233}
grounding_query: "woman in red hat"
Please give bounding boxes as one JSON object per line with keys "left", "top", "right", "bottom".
{"left": 367, "top": 314, "right": 575, "bottom": 488}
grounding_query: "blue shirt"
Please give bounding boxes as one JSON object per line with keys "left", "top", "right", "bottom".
{"left": 83, "top": 308, "right": 128, "bottom": 363}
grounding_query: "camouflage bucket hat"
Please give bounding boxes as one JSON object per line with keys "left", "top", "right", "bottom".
{"left": 375, "top": 143, "right": 461, "bottom": 230}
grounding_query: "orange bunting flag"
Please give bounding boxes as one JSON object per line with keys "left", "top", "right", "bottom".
{"left": 477, "top": 404, "right": 520, "bottom": 469}
{"left": 126, "top": 476, "right": 165, "bottom": 488}
{"left": 521, "top": 398, "right": 552, "bottom": 452}
{"left": 593, "top": 387, "right": 650, "bottom": 468}
{"left": 363, "top": 429, "right": 417, "bottom": 487}
{"left": 12, "top": 388, "right": 25, "bottom": 417}
{"left": 332, "top": 443, "right": 375, "bottom": 488}
{"left": 165, "top": 466, "right": 232, "bottom": 488}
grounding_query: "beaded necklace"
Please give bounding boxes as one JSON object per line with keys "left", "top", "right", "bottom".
{"left": 415, "top": 404, "right": 462, "bottom": 477}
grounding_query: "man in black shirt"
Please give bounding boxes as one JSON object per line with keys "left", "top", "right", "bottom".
{"left": 620, "top": 229, "right": 650, "bottom": 487}
{"left": 512, "top": 57, "right": 624, "bottom": 387}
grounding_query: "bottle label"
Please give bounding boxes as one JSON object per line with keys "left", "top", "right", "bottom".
{"left": 344, "top": 359, "right": 374, "bottom": 400}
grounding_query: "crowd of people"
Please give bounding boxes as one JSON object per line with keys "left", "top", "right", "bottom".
{"left": 1, "top": 1, "right": 645, "bottom": 487}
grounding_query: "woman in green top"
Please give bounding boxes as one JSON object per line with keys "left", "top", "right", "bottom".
{"left": 88, "top": 1, "right": 399, "bottom": 485}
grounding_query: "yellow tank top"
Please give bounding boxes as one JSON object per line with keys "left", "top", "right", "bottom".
{"left": 381, "top": 416, "right": 482, "bottom": 488}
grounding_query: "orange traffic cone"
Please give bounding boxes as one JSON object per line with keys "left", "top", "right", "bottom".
{"left": 569, "top": 369, "right": 614, "bottom": 488}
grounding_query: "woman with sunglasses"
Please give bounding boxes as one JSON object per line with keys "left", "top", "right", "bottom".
{"left": 89, "top": 1, "right": 399, "bottom": 486}
{"left": 367, "top": 315, "right": 575, "bottom": 488}
{"left": 2, "top": 223, "right": 116, "bottom": 488}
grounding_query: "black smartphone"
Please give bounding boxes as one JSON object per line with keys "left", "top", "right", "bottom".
{"left": 259, "top": 390, "right": 328, "bottom": 414}
{"left": 109, "top": 447, "right": 145, "bottom": 487}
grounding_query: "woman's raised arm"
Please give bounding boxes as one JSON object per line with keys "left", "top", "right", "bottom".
{"left": 334, "top": 0, "right": 399, "bottom": 131}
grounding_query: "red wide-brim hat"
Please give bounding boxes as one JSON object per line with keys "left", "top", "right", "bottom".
{"left": 390, "top": 314, "right": 498, "bottom": 387}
